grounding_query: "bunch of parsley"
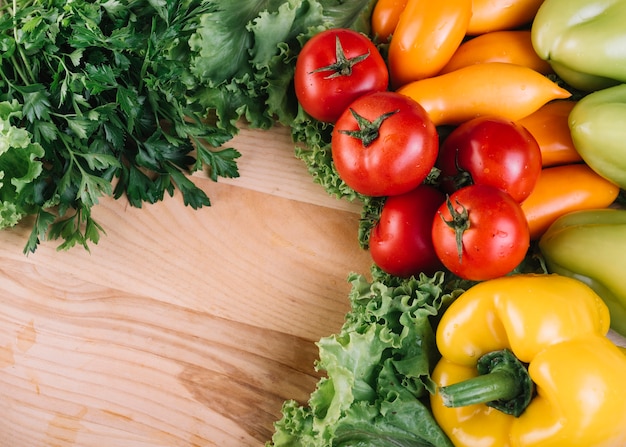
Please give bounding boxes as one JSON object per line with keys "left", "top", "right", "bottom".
{"left": 0, "top": 0, "right": 243, "bottom": 252}
{"left": 0, "top": 0, "right": 378, "bottom": 253}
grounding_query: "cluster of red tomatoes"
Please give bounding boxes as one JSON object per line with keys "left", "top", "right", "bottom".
{"left": 294, "top": 28, "right": 543, "bottom": 281}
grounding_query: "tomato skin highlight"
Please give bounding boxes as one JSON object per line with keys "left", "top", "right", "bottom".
{"left": 294, "top": 28, "right": 389, "bottom": 123}
{"left": 370, "top": 185, "right": 445, "bottom": 277}
{"left": 332, "top": 91, "right": 439, "bottom": 197}
{"left": 432, "top": 185, "right": 530, "bottom": 281}
{"left": 437, "top": 116, "right": 542, "bottom": 203}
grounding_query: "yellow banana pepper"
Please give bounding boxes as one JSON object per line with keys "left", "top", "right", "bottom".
{"left": 430, "top": 274, "right": 626, "bottom": 447}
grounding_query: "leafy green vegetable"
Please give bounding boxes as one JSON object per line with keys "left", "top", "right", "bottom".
{"left": 190, "top": 0, "right": 378, "bottom": 133}
{"left": 291, "top": 113, "right": 358, "bottom": 201}
{"left": 0, "top": 0, "right": 378, "bottom": 253}
{"left": 267, "top": 270, "right": 463, "bottom": 447}
{"left": 0, "top": 0, "right": 242, "bottom": 252}
{"left": 0, "top": 99, "right": 44, "bottom": 229}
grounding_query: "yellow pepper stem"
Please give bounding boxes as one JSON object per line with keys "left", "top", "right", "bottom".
{"left": 438, "top": 349, "right": 534, "bottom": 417}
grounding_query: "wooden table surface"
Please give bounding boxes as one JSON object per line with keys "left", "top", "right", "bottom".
{"left": 2, "top": 124, "right": 625, "bottom": 447}
{"left": 0, "top": 125, "right": 373, "bottom": 446}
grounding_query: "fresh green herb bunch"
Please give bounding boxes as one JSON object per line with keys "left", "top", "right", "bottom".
{"left": 0, "top": 0, "right": 239, "bottom": 252}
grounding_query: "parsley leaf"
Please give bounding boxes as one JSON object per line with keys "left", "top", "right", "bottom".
{"left": 1, "top": 0, "right": 239, "bottom": 252}
{"left": 1, "top": 0, "right": 377, "bottom": 253}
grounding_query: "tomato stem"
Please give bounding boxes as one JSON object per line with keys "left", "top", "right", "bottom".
{"left": 438, "top": 349, "right": 534, "bottom": 417}
{"left": 339, "top": 108, "right": 399, "bottom": 147}
{"left": 439, "top": 196, "right": 470, "bottom": 263}
{"left": 309, "top": 35, "right": 371, "bottom": 79}
{"left": 451, "top": 149, "right": 474, "bottom": 189}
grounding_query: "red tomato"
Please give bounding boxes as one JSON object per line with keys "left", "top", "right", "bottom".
{"left": 437, "top": 116, "right": 542, "bottom": 202}
{"left": 294, "top": 28, "right": 389, "bottom": 123}
{"left": 432, "top": 184, "right": 530, "bottom": 281}
{"left": 332, "top": 91, "right": 439, "bottom": 197}
{"left": 370, "top": 185, "right": 445, "bottom": 277}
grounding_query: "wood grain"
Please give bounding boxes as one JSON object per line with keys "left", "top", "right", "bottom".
{"left": 2, "top": 125, "right": 625, "bottom": 447}
{"left": 202, "top": 123, "right": 362, "bottom": 213}
{"left": 0, "top": 127, "right": 374, "bottom": 447}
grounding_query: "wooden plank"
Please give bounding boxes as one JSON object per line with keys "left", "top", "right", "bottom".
{"left": 200, "top": 123, "right": 363, "bottom": 214}
{"left": 0, "top": 151, "right": 374, "bottom": 446}
{"left": 2, "top": 125, "right": 624, "bottom": 447}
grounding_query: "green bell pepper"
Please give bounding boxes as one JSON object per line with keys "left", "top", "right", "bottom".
{"left": 569, "top": 84, "right": 626, "bottom": 189}
{"left": 531, "top": 0, "right": 626, "bottom": 91}
{"left": 539, "top": 209, "right": 626, "bottom": 337}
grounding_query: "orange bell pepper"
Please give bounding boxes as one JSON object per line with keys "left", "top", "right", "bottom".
{"left": 387, "top": 0, "right": 471, "bottom": 88}
{"left": 467, "top": 0, "right": 545, "bottom": 35}
{"left": 517, "top": 100, "right": 583, "bottom": 167}
{"left": 439, "top": 30, "right": 553, "bottom": 75}
{"left": 521, "top": 163, "right": 620, "bottom": 240}
{"left": 370, "top": 0, "right": 408, "bottom": 42}
{"left": 397, "top": 63, "right": 571, "bottom": 126}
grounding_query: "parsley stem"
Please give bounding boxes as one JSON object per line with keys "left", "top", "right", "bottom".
{"left": 138, "top": 16, "right": 158, "bottom": 92}
{"left": 11, "top": 0, "right": 36, "bottom": 85}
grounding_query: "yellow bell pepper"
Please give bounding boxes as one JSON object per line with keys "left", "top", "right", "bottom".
{"left": 430, "top": 274, "right": 626, "bottom": 447}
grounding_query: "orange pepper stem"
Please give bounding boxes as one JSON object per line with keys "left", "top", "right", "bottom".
{"left": 439, "top": 196, "right": 470, "bottom": 263}
{"left": 438, "top": 349, "right": 534, "bottom": 417}
{"left": 338, "top": 109, "right": 398, "bottom": 147}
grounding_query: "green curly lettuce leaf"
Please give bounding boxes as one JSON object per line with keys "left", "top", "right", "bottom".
{"left": 189, "top": 0, "right": 377, "bottom": 133}
{"left": 0, "top": 100, "right": 44, "bottom": 229}
{"left": 267, "top": 271, "right": 462, "bottom": 447}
